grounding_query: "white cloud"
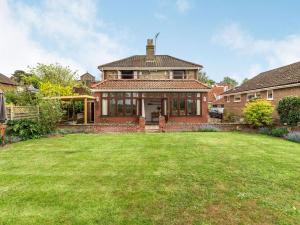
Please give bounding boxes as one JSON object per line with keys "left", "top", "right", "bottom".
{"left": 176, "top": 0, "right": 190, "bottom": 13}
{"left": 0, "top": 0, "right": 128, "bottom": 78}
{"left": 212, "top": 22, "right": 300, "bottom": 70}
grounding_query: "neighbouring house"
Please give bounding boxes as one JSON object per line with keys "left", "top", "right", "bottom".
{"left": 80, "top": 72, "right": 96, "bottom": 87}
{"left": 91, "top": 39, "right": 210, "bottom": 127}
{"left": 208, "top": 83, "right": 229, "bottom": 108}
{"left": 222, "top": 61, "right": 300, "bottom": 120}
{"left": 0, "top": 73, "right": 17, "bottom": 92}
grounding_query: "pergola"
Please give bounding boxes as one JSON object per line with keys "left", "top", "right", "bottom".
{"left": 45, "top": 95, "right": 96, "bottom": 124}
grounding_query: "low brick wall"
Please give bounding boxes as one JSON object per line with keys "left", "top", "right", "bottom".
{"left": 164, "top": 123, "right": 250, "bottom": 132}
{"left": 58, "top": 124, "right": 143, "bottom": 133}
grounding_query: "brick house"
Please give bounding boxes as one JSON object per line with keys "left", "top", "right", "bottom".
{"left": 80, "top": 72, "right": 96, "bottom": 87}
{"left": 222, "top": 61, "right": 300, "bottom": 120}
{"left": 91, "top": 39, "right": 210, "bottom": 127}
{"left": 208, "top": 84, "right": 229, "bottom": 108}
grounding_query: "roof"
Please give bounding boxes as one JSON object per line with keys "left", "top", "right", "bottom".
{"left": 208, "top": 85, "right": 227, "bottom": 102}
{"left": 0, "top": 73, "right": 16, "bottom": 85}
{"left": 223, "top": 61, "right": 300, "bottom": 95}
{"left": 80, "top": 72, "right": 95, "bottom": 79}
{"left": 91, "top": 79, "right": 210, "bottom": 92}
{"left": 98, "top": 55, "right": 202, "bottom": 70}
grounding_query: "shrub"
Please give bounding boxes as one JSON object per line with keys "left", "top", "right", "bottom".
{"left": 286, "top": 132, "right": 300, "bottom": 143}
{"left": 198, "top": 124, "right": 220, "bottom": 132}
{"left": 243, "top": 99, "right": 274, "bottom": 127}
{"left": 258, "top": 127, "right": 270, "bottom": 135}
{"left": 6, "top": 119, "right": 42, "bottom": 140}
{"left": 223, "top": 112, "right": 236, "bottom": 123}
{"left": 39, "top": 99, "right": 63, "bottom": 134}
{"left": 277, "top": 96, "right": 300, "bottom": 126}
{"left": 268, "top": 127, "right": 289, "bottom": 137}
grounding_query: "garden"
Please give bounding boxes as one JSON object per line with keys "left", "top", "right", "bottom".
{"left": 1, "top": 132, "right": 299, "bottom": 224}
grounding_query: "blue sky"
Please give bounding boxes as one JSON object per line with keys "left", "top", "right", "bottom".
{"left": 1, "top": 0, "right": 300, "bottom": 83}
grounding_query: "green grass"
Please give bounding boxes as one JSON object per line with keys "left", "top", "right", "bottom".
{"left": 0, "top": 132, "right": 299, "bottom": 225}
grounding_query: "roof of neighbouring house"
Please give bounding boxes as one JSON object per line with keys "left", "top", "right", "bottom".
{"left": 80, "top": 72, "right": 95, "bottom": 79}
{"left": 0, "top": 73, "right": 17, "bottom": 86}
{"left": 208, "top": 85, "right": 228, "bottom": 102}
{"left": 223, "top": 61, "right": 300, "bottom": 95}
{"left": 91, "top": 79, "right": 210, "bottom": 91}
{"left": 98, "top": 55, "right": 202, "bottom": 69}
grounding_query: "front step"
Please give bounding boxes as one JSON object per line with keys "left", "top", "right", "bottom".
{"left": 145, "top": 125, "right": 160, "bottom": 133}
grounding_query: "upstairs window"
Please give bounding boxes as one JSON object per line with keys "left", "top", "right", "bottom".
{"left": 267, "top": 90, "right": 274, "bottom": 100}
{"left": 121, "top": 70, "right": 134, "bottom": 79}
{"left": 173, "top": 70, "right": 186, "bottom": 79}
{"left": 234, "top": 95, "right": 241, "bottom": 102}
{"left": 247, "top": 93, "right": 256, "bottom": 101}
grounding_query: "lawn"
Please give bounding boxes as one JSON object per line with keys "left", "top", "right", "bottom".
{"left": 0, "top": 132, "right": 299, "bottom": 225}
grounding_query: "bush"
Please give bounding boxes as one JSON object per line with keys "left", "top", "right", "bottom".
{"left": 243, "top": 99, "right": 274, "bottom": 127}
{"left": 268, "top": 127, "right": 289, "bottom": 137}
{"left": 258, "top": 127, "right": 270, "bottom": 135}
{"left": 198, "top": 124, "right": 220, "bottom": 132}
{"left": 6, "top": 119, "right": 42, "bottom": 140}
{"left": 277, "top": 96, "right": 300, "bottom": 126}
{"left": 286, "top": 132, "right": 300, "bottom": 143}
{"left": 39, "top": 99, "right": 63, "bottom": 134}
{"left": 223, "top": 112, "right": 236, "bottom": 123}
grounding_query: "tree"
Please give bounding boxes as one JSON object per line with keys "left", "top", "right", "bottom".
{"left": 242, "top": 78, "right": 249, "bottom": 84}
{"left": 243, "top": 99, "right": 274, "bottom": 127}
{"left": 198, "top": 71, "right": 215, "bottom": 86}
{"left": 11, "top": 70, "right": 40, "bottom": 88}
{"left": 277, "top": 96, "right": 300, "bottom": 126}
{"left": 222, "top": 76, "right": 238, "bottom": 87}
{"left": 30, "top": 63, "right": 77, "bottom": 86}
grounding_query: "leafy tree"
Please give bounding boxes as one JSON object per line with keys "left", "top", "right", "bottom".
{"left": 243, "top": 99, "right": 274, "bottom": 127}
{"left": 30, "top": 63, "right": 77, "bottom": 86}
{"left": 5, "top": 91, "right": 38, "bottom": 106}
{"left": 39, "top": 81, "right": 73, "bottom": 97}
{"left": 242, "top": 78, "right": 249, "bottom": 84}
{"left": 222, "top": 76, "right": 238, "bottom": 87}
{"left": 11, "top": 70, "right": 40, "bottom": 88}
{"left": 277, "top": 96, "right": 300, "bottom": 126}
{"left": 198, "top": 71, "right": 215, "bottom": 86}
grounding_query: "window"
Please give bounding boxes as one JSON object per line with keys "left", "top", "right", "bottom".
{"left": 256, "top": 92, "right": 261, "bottom": 99}
{"left": 234, "top": 95, "right": 241, "bottom": 102}
{"left": 173, "top": 70, "right": 186, "bottom": 79}
{"left": 267, "top": 90, "right": 273, "bottom": 100}
{"left": 170, "top": 93, "right": 200, "bottom": 116}
{"left": 102, "top": 93, "right": 139, "bottom": 116}
{"left": 226, "top": 96, "right": 230, "bottom": 103}
{"left": 247, "top": 93, "right": 256, "bottom": 101}
{"left": 121, "top": 70, "right": 134, "bottom": 79}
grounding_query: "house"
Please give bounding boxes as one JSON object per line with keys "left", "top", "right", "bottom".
{"left": 222, "top": 61, "right": 300, "bottom": 120}
{"left": 0, "top": 73, "right": 17, "bottom": 92}
{"left": 91, "top": 39, "right": 210, "bottom": 126}
{"left": 80, "top": 72, "right": 96, "bottom": 87}
{"left": 208, "top": 83, "right": 229, "bottom": 108}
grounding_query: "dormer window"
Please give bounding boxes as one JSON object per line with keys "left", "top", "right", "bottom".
{"left": 173, "top": 70, "right": 186, "bottom": 79}
{"left": 121, "top": 70, "right": 134, "bottom": 79}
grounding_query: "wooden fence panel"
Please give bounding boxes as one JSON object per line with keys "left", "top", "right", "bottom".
{"left": 6, "top": 106, "right": 39, "bottom": 120}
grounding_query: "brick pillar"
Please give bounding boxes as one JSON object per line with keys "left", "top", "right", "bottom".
{"left": 139, "top": 116, "right": 145, "bottom": 131}
{"left": 159, "top": 116, "right": 166, "bottom": 132}
{"left": 202, "top": 92, "right": 209, "bottom": 123}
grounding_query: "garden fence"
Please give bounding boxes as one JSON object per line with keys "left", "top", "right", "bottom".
{"left": 6, "top": 105, "right": 39, "bottom": 121}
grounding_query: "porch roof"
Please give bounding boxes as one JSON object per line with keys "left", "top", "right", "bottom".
{"left": 91, "top": 79, "right": 210, "bottom": 92}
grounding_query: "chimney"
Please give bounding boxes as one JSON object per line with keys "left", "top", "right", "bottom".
{"left": 146, "top": 39, "right": 155, "bottom": 61}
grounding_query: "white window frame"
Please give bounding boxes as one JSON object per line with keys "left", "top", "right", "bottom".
{"left": 267, "top": 90, "right": 274, "bottom": 100}
{"left": 234, "top": 94, "right": 241, "bottom": 102}
{"left": 226, "top": 96, "right": 230, "bottom": 103}
{"left": 247, "top": 93, "right": 256, "bottom": 101}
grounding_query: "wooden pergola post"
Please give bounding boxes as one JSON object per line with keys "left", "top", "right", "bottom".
{"left": 84, "top": 97, "right": 88, "bottom": 125}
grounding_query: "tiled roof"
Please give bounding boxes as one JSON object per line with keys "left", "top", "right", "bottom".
{"left": 208, "top": 86, "right": 227, "bottom": 102}
{"left": 0, "top": 73, "right": 16, "bottom": 85}
{"left": 92, "top": 79, "right": 210, "bottom": 91}
{"left": 223, "top": 61, "right": 300, "bottom": 95}
{"left": 98, "top": 55, "right": 202, "bottom": 69}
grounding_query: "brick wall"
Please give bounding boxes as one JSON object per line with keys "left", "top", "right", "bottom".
{"left": 58, "top": 124, "right": 143, "bottom": 133}
{"left": 224, "top": 86, "right": 300, "bottom": 119}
